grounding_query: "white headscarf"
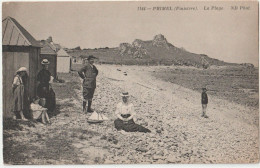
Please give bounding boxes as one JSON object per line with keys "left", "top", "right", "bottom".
{"left": 16, "top": 67, "right": 27, "bottom": 74}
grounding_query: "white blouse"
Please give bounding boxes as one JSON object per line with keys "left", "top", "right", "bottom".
{"left": 30, "top": 103, "right": 46, "bottom": 111}
{"left": 30, "top": 103, "right": 47, "bottom": 120}
{"left": 115, "top": 102, "right": 136, "bottom": 116}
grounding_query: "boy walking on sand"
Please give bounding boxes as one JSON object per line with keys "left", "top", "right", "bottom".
{"left": 201, "top": 88, "right": 208, "bottom": 118}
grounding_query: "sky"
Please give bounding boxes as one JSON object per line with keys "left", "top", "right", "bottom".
{"left": 2, "top": 1, "right": 259, "bottom": 66}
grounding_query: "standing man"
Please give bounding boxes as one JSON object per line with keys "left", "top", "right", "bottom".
{"left": 78, "top": 55, "right": 98, "bottom": 113}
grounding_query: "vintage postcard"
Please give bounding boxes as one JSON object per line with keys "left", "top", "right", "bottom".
{"left": 2, "top": 0, "right": 259, "bottom": 165}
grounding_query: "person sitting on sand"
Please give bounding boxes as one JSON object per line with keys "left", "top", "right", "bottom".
{"left": 201, "top": 88, "right": 208, "bottom": 118}
{"left": 114, "top": 92, "right": 151, "bottom": 133}
{"left": 30, "top": 97, "right": 50, "bottom": 124}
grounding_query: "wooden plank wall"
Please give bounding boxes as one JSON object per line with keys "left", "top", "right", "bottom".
{"left": 3, "top": 52, "right": 14, "bottom": 118}
{"left": 2, "top": 46, "right": 40, "bottom": 118}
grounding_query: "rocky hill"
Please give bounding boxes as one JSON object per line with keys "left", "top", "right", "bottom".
{"left": 68, "top": 34, "right": 238, "bottom": 67}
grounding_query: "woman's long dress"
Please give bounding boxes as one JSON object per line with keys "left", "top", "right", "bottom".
{"left": 13, "top": 75, "right": 25, "bottom": 112}
{"left": 12, "top": 75, "right": 30, "bottom": 118}
{"left": 37, "top": 69, "right": 56, "bottom": 112}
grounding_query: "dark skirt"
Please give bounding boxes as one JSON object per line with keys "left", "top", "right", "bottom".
{"left": 37, "top": 84, "right": 56, "bottom": 112}
{"left": 83, "top": 87, "right": 95, "bottom": 100}
{"left": 46, "top": 88, "right": 56, "bottom": 112}
{"left": 114, "top": 114, "right": 151, "bottom": 133}
{"left": 37, "top": 83, "right": 49, "bottom": 98}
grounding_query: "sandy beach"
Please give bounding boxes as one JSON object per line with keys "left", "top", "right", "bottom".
{"left": 3, "top": 64, "right": 259, "bottom": 164}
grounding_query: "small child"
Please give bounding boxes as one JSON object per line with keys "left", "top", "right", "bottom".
{"left": 30, "top": 98, "right": 50, "bottom": 124}
{"left": 201, "top": 88, "right": 208, "bottom": 118}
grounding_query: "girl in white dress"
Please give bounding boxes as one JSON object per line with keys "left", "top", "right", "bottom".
{"left": 30, "top": 98, "right": 50, "bottom": 124}
{"left": 12, "top": 67, "right": 29, "bottom": 120}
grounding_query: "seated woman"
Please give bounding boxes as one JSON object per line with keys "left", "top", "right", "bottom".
{"left": 114, "top": 92, "right": 151, "bottom": 133}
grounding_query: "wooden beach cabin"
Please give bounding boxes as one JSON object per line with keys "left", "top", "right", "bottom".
{"left": 57, "top": 48, "right": 71, "bottom": 73}
{"left": 38, "top": 40, "right": 57, "bottom": 79}
{"left": 2, "top": 16, "right": 41, "bottom": 118}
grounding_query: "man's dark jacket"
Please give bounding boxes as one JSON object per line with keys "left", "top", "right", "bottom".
{"left": 78, "top": 63, "right": 98, "bottom": 89}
